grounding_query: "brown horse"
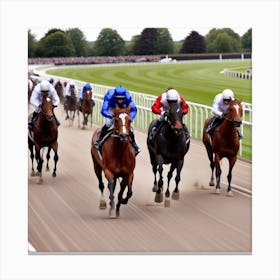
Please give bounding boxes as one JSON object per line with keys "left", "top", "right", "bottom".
{"left": 91, "top": 105, "right": 136, "bottom": 218}
{"left": 77, "top": 89, "right": 95, "bottom": 129}
{"left": 202, "top": 99, "right": 243, "bottom": 195}
{"left": 54, "top": 81, "right": 64, "bottom": 103}
{"left": 28, "top": 95, "right": 59, "bottom": 183}
{"left": 64, "top": 90, "right": 77, "bottom": 124}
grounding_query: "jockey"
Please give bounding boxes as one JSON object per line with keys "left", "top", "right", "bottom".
{"left": 206, "top": 89, "right": 242, "bottom": 139}
{"left": 94, "top": 85, "right": 140, "bottom": 155}
{"left": 48, "top": 77, "right": 54, "bottom": 85}
{"left": 28, "top": 79, "right": 33, "bottom": 91}
{"left": 64, "top": 80, "right": 77, "bottom": 106}
{"left": 28, "top": 80, "right": 60, "bottom": 129}
{"left": 149, "top": 88, "right": 190, "bottom": 141}
{"left": 79, "top": 83, "right": 95, "bottom": 105}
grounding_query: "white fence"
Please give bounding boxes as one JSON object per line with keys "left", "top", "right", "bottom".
{"left": 31, "top": 71, "right": 252, "bottom": 157}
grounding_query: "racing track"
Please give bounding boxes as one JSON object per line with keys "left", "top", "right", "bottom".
{"left": 28, "top": 107, "right": 252, "bottom": 253}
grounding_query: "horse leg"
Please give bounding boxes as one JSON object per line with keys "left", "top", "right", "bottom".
{"left": 214, "top": 154, "right": 222, "bottom": 194}
{"left": 172, "top": 160, "right": 184, "bottom": 200}
{"left": 164, "top": 164, "right": 176, "bottom": 207}
{"left": 94, "top": 163, "right": 106, "bottom": 209}
{"left": 152, "top": 161, "right": 158, "bottom": 192}
{"left": 46, "top": 147, "right": 51, "bottom": 172}
{"left": 35, "top": 145, "right": 43, "bottom": 184}
{"left": 51, "top": 142, "right": 59, "bottom": 177}
{"left": 28, "top": 140, "right": 35, "bottom": 176}
{"left": 227, "top": 156, "right": 237, "bottom": 196}
{"left": 116, "top": 173, "right": 134, "bottom": 216}
{"left": 155, "top": 158, "right": 164, "bottom": 203}
{"left": 205, "top": 143, "right": 215, "bottom": 186}
{"left": 107, "top": 179, "right": 116, "bottom": 218}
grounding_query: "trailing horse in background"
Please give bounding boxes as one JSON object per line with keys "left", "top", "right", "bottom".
{"left": 77, "top": 89, "right": 95, "bottom": 129}
{"left": 64, "top": 90, "right": 77, "bottom": 125}
{"left": 54, "top": 80, "right": 64, "bottom": 103}
{"left": 147, "top": 101, "right": 190, "bottom": 207}
{"left": 202, "top": 99, "right": 243, "bottom": 195}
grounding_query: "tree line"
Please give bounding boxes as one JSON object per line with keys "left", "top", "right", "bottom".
{"left": 28, "top": 27, "right": 252, "bottom": 58}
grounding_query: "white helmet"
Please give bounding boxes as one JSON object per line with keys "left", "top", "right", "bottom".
{"left": 222, "top": 89, "right": 234, "bottom": 100}
{"left": 166, "top": 89, "right": 179, "bottom": 101}
{"left": 69, "top": 80, "right": 75, "bottom": 87}
{"left": 40, "top": 80, "right": 50, "bottom": 92}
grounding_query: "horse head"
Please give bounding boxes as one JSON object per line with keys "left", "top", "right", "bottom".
{"left": 167, "top": 101, "right": 184, "bottom": 136}
{"left": 41, "top": 96, "right": 53, "bottom": 121}
{"left": 114, "top": 105, "right": 131, "bottom": 142}
{"left": 225, "top": 99, "right": 243, "bottom": 127}
{"left": 84, "top": 89, "right": 92, "bottom": 100}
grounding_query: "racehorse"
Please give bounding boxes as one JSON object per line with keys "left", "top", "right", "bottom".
{"left": 64, "top": 90, "right": 77, "bottom": 125}
{"left": 54, "top": 81, "right": 64, "bottom": 103}
{"left": 202, "top": 99, "right": 243, "bottom": 195}
{"left": 147, "top": 101, "right": 190, "bottom": 207}
{"left": 77, "top": 89, "right": 95, "bottom": 129}
{"left": 28, "top": 94, "right": 59, "bottom": 183}
{"left": 91, "top": 105, "right": 136, "bottom": 218}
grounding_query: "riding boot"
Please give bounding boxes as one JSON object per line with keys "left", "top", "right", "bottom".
{"left": 80, "top": 98, "right": 83, "bottom": 105}
{"left": 206, "top": 117, "right": 220, "bottom": 135}
{"left": 94, "top": 124, "right": 109, "bottom": 149}
{"left": 53, "top": 113, "right": 60, "bottom": 127}
{"left": 129, "top": 130, "right": 141, "bottom": 156}
{"left": 149, "top": 120, "right": 162, "bottom": 141}
{"left": 237, "top": 130, "right": 243, "bottom": 140}
{"left": 183, "top": 123, "right": 190, "bottom": 142}
{"left": 28, "top": 111, "right": 39, "bottom": 129}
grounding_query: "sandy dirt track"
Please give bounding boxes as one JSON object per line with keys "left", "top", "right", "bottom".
{"left": 28, "top": 108, "right": 252, "bottom": 253}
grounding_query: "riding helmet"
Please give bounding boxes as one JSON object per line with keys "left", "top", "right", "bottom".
{"left": 166, "top": 89, "right": 179, "bottom": 101}
{"left": 222, "top": 89, "right": 234, "bottom": 100}
{"left": 114, "top": 85, "right": 126, "bottom": 98}
{"left": 40, "top": 80, "right": 50, "bottom": 92}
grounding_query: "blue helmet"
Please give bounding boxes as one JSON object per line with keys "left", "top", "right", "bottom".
{"left": 84, "top": 83, "right": 92, "bottom": 90}
{"left": 114, "top": 85, "right": 126, "bottom": 98}
{"left": 48, "top": 77, "right": 54, "bottom": 84}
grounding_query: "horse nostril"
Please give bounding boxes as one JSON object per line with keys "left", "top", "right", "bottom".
{"left": 234, "top": 121, "right": 242, "bottom": 127}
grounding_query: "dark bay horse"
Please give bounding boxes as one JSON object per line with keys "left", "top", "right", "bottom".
{"left": 147, "top": 101, "right": 190, "bottom": 207}
{"left": 64, "top": 91, "right": 77, "bottom": 125}
{"left": 91, "top": 105, "right": 136, "bottom": 218}
{"left": 54, "top": 81, "right": 64, "bottom": 103}
{"left": 28, "top": 95, "right": 59, "bottom": 183}
{"left": 202, "top": 99, "right": 243, "bottom": 195}
{"left": 77, "top": 89, "right": 95, "bottom": 129}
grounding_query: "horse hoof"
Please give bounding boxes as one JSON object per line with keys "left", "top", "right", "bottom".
{"left": 52, "top": 173, "right": 56, "bottom": 178}
{"left": 209, "top": 180, "right": 215, "bottom": 186}
{"left": 227, "top": 191, "right": 234, "bottom": 197}
{"left": 99, "top": 200, "right": 107, "bottom": 209}
{"left": 215, "top": 188, "right": 221, "bottom": 194}
{"left": 155, "top": 192, "right": 163, "bottom": 203}
{"left": 46, "top": 167, "right": 50, "bottom": 172}
{"left": 171, "top": 191, "right": 180, "bottom": 200}
{"left": 37, "top": 178, "right": 43, "bottom": 184}
{"left": 116, "top": 210, "right": 120, "bottom": 217}
{"left": 152, "top": 185, "right": 157, "bottom": 192}
{"left": 164, "top": 199, "right": 171, "bottom": 207}
{"left": 109, "top": 209, "right": 117, "bottom": 219}
{"left": 31, "top": 171, "right": 36, "bottom": 177}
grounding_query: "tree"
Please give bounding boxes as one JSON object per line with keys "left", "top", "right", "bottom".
{"left": 180, "top": 31, "right": 206, "bottom": 53}
{"left": 155, "top": 28, "right": 174, "bottom": 54}
{"left": 36, "top": 31, "right": 75, "bottom": 57}
{"left": 66, "top": 28, "right": 88, "bottom": 57}
{"left": 241, "top": 28, "right": 252, "bottom": 52}
{"left": 205, "top": 28, "right": 241, "bottom": 52}
{"left": 93, "top": 28, "right": 125, "bottom": 56}
{"left": 28, "top": 29, "right": 37, "bottom": 58}
{"left": 132, "top": 28, "right": 158, "bottom": 55}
